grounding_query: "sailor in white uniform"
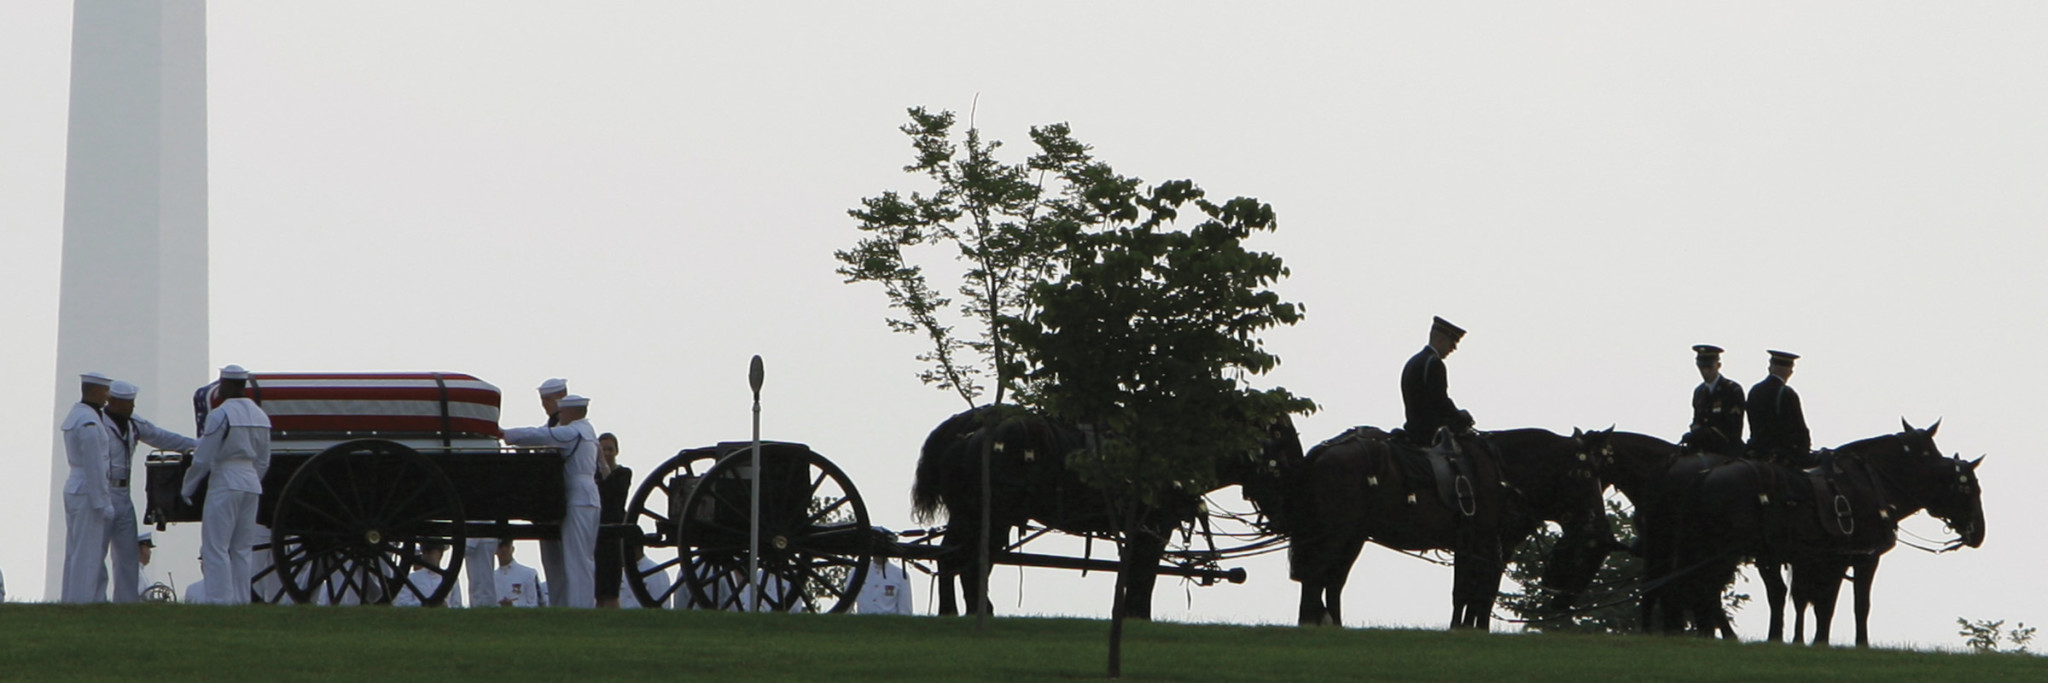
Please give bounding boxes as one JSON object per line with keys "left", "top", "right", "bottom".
{"left": 136, "top": 531, "right": 175, "bottom": 602}
{"left": 619, "top": 545, "right": 672, "bottom": 609}
{"left": 181, "top": 365, "right": 273, "bottom": 605}
{"left": 392, "top": 542, "right": 463, "bottom": 607}
{"left": 103, "top": 381, "right": 197, "bottom": 603}
{"left": 465, "top": 379, "right": 563, "bottom": 608}
{"left": 60, "top": 372, "right": 117, "bottom": 603}
{"left": 502, "top": 393, "right": 599, "bottom": 608}
{"left": 853, "top": 529, "right": 914, "bottom": 615}
{"left": 493, "top": 541, "right": 544, "bottom": 607}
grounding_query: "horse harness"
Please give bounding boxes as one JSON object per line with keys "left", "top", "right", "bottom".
{"left": 1351, "top": 427, "right": 1486, "bottom": 518}
{"left": 1426, "top": 434, "right": 1482, "bottom": 518}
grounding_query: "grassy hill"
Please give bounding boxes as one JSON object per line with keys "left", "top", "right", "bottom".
{"left": 1, "top": 604, "right": 2040, "bottom": 681}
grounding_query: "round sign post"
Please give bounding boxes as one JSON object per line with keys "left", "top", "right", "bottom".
{"left": 748, "top": 355, "right": 765, "bottom": 612}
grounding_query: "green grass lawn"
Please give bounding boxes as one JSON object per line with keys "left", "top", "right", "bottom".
{"left": 1, "top": 604, "right": 2039, "bottom": 681}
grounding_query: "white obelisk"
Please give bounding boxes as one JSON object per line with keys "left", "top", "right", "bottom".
{"left": 46, "top": 0, "right": 208, "bottom": 601}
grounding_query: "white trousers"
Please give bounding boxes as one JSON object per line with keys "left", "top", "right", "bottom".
{"left": 540, "top": 504, "right": 598, "bottom": 608}
{"left": 61, "top": 492, "right": 111, "bottom": 604}
{"left": 107, "top": 493, "right": 140, "bottom": 603}
{"left": 465, "top": 537, "right": 499, "bottom": 607}
{"left": 201, "top": 489, "right": 260, "bottom": 605}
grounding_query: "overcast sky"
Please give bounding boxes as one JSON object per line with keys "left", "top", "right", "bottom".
{"left": 4, "top": 2, "right": 2044, "bottom": 650}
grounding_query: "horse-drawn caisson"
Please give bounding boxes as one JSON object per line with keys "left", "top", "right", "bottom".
{"left": 143, "top": 372, "right": 1253, "bottom": 612}
{"left": 143, "top": 369, "right": 1988, "bottom": 647}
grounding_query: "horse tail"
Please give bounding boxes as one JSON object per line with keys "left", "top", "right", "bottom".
{"left": 912, "top": 407, "right": 981, "bottom": 525}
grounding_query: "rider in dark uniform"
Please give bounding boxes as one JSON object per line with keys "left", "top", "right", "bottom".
{"left": 1745, "top": 350, "right": 1813, "bottom": 468}
{"left": 1402, "top": 316, "right": 1473, "bottom": 443}
{"left": 1681, "top": 344, "right": 1746, "bottom": 456}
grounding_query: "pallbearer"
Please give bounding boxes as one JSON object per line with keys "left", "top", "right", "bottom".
{"left": 1681, "top": 345, "right": 1745, "bottom": 456}
{"left": 503, "top": 394, "right": 599, "bottom": 608}
{"left": 103, "top": 381, "right": 196, "bottom": 603}
{"left": 181, "top": 364, "right": 273, "bottom": 605}
{"left": 1401, "top": 316, "right": 1474, "bottom": 443}
{"left": 60, "top": 372, "right": 116, "bottom": 603}
{"left": 1746, "top": 350, "right": 1813, "bottom": 468}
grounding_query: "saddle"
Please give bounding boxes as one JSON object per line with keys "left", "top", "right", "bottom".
{"left": 1386, "top": 428, "right": 1482, "bottom": 517}
{"left": 1805, "top": 456, "right": 1856, "bottom": 539}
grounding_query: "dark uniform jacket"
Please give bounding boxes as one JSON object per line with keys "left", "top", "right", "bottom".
{"left": 1685, "top": 375, "right": 1747, "bottom": 453}
{"left": 1401, "top": 345, "right": 1469, "bottom": 439}
{"left": 1746, "top": 374, "right": 1811, "bottom": 464}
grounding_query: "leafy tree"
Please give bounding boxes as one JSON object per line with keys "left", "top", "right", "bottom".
{"left": 1004, "top": 135, "right": 1313, "bottom": 677}
{"left": 1500, "top": 499, "right": 1748, "bottom": 634}
{"left": 837, "top": 107, "right": 1064, "bottom": 408}
{"left": 843, "top": 107, "right": 1312, "bottom": 678}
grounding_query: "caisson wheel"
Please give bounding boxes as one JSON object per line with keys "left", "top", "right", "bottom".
{"left": 269, "top": 439, "right": 465, "bottom": 606}
{"left": 676, "top": 444, "right": 870, "bottom": 613}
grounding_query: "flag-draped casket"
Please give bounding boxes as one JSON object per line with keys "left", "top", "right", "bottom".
{"left": 193, "top": 372, "right": 504, "bottom": 442}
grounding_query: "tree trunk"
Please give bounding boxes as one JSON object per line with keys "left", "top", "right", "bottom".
{"left": 1108, "top": 564, "right": 1125, "bottom": 679}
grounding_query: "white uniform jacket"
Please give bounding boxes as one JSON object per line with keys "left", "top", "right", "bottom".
{"left": 62, "top": 403, "right": 115, "bottom": 517}
{"left": 393, "top": 570, "right": 463, "bottom": 608}
{"left": 109, "top": 415, "right": 197, "bottom": 484}
{"left": 854, "top": 561, "right": 915, "bottom": 615}
{"left": 495, "top": 562, "right": 543, "bottom": 607}
{"left": 501, "top": 420, "right": 600, "bottom": 509}
{"left": 182, "top": 398, "right": 272, "bottom": 499}
{"left": 621, "top": 556, "right": 673, "bottom": 609}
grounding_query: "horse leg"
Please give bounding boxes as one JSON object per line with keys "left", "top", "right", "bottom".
{"left": 1851, "top": 556, "right": 1879, "bottom": 649}
{"left": 1809, "top": 560, "right": 1846, "bottom": 646}
{"left": 1291, "top": 538, "right": 1329, "bottom": 626}
{"left": 1758, "top": 560, "right": 1788, "bottom": 643}
{"left": 1790, "top": 559, "right": 1817, "bottom": 645}
{"left": 1322, "top": 538, "right": 1365, "bottom": 627}
{"left": 936, "top": 524, "right": 964, "bottom": 617}
{"left": 1118, "top": 533, "right": 1166, "bottom": 622}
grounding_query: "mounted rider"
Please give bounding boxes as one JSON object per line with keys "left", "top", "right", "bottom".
{"left": 1399, "top": 316, "right": 1486, "bottom": 519}
{"left": 1680, "top": 344, "right": 1745, "bottom": 456}
{"left": 1401, "top": 316, "right": 1474, "bottom": 444}
{"left": 1746, "top": 350, "right": 1814, "bottom": 468}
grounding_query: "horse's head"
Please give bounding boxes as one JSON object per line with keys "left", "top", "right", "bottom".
{"left": 1228, "top": 413, "right": 1306, "bottom": 526}
{"left": 1572, "top": 426, "right": 1618, "bottom": 478}
{"left": 1929, "top": 454, "right": 1987, "bottom": 549}
{"left": 1859, "top": 419, "right": 1985, "bottom": 549}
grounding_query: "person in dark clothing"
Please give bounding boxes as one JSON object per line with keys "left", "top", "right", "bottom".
{"left": 1401, "top": 316, "right": 1473, "bottom": 442}
{"left": 594, "top": 432, "right": 634, "bottom": 608}
{"left": 1746, "top": 350, "right": 1813, "bottom": 467}
{"left": 1682, "top": 344, "right": 1746, "bottom": 456}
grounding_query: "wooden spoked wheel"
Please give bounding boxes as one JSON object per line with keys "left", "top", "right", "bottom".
{"left": 622, "top": 447, "right": 720, "bottom": 608}
{"left": 676, "top": 445, "right": 871, "bottom": 613}
{"left": 269, "top": 439, "right": 466, "bottom": 606}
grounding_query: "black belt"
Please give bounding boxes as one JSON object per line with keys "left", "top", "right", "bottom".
{"left": 110, "top": 478, "right": 129, "bottom": 488}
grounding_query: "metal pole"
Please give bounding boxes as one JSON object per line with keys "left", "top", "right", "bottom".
{"left": 978, "top": 424, "right": 991, "bottom": 630}
{"left": 748, "top": 355, "right": 765, "bottom": 612}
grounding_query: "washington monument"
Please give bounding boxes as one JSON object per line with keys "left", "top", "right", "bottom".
{"left": 46, "top": 0, "right": 209, "bottom": 600}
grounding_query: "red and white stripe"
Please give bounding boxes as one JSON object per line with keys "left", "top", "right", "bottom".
{"left": 205, "top": 372, "right": 503, "bottom": 438}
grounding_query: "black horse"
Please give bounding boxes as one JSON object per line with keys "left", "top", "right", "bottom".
{"left": 1645, "top": 421, "right": 1986, "bottom": 645}
{"left": 1786, "top": 423, "right": 1985, "bottom": 647}
{"left": 1282, "top": 427, "right": 1603, "bottom": 629}
{"left": 1574, "top": 429, "right": 1699, "bottom": 633}
{"left": 910, "top": 405, "right": 1304, "bottom": 621}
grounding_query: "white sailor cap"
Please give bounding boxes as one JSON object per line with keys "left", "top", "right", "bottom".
{"left": 110, "top": 381, "right": 139, "bottom": 400}
{"left": 537, "top": 378, "right": 569, "bottom": 395}
{"left": 81, "top": 372, "right": 114, "bottom": 387}
{"left": 138, "top": 530, "right": 155, "bottom": 546}
{"left": 220, "top": 364, "right": 250, "bottom": 381}
{"left": 558, "top": 395, "right": 589, "bottom": 409}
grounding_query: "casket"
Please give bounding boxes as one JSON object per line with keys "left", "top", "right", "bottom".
{"left": 195, "top": 372, "right": 504, "bottom": 442}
